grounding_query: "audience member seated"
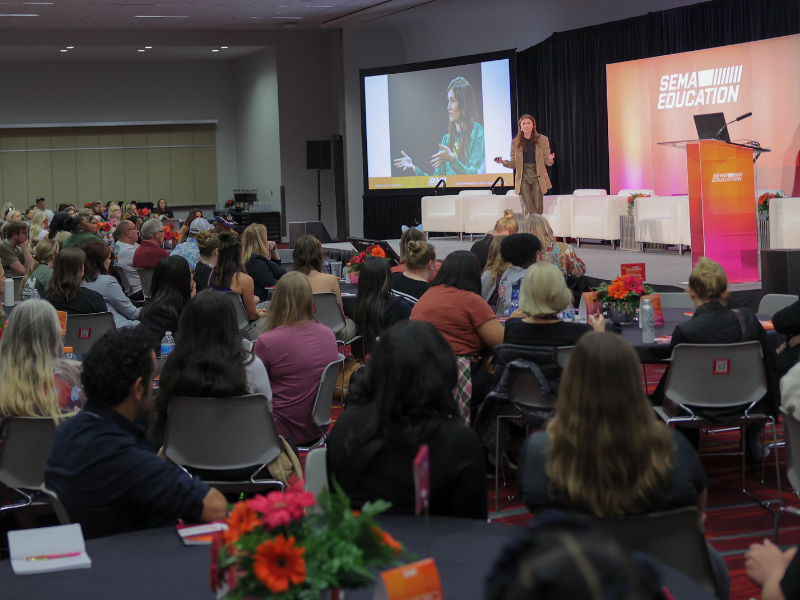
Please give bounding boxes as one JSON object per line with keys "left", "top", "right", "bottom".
{"left": 149, "top": 289, "right": 272, "bottom": 449}
{"left": 132, "top": 218, "right": 170, "bottom": 269}
{"left": 193, "top": 230, "right": 219, "bottom": 293}
{"left": 780, "top": 362, "right": 800, "bottom": 420}
{"left": 44, "top": 326, "right": 227, "bottom": 539}
{"left": 243, "top": 223, "right": 287, "bottom": 301}
{"left": 154, "top": 198, "right": 174, "bottom": 219}
{"left": 28, "top": 209, "right": 49, "bottom": 248}
{"left": 254, "top": 272, "right": 339, "bottom": 446}
{"left": 470, "top": 209, "right": 519, "bottom": 271}
{"left": 390, "top": 240, "right": 435, "bottom": 305}
{"left": 524, "top": 214, "right": 586, "bottom": 277}
{"left": 46, "top": 247, "right": 106, "bottom": 315}
{"left": 480, "top": 235, "right": 510, "bottom": 312}
{"left": 496, "top": 233, "right": 542, "bottom": 316}
{"left": 209, "top": 232, "right": 268, "bottom": 341}
{"left": 746, "top": 539, "right": 799, "bottom": 600}
{"left": 355, "top": 256, "right": 410, "bottom": 353}
{"left": 327, "top": 320, "right": 487, "bottom": 519}
{"left": 0, "top": 219, "right": 34, "bottom": 276}
{"left": 138, "top": 255, "right": 195, "bottom": 351}
{"left": 115, "top": 220, "right": 143, "bottom": 301}
{"left": 82, "top": 241, "right": 141, "bottom": 328}
{"left": 21, "top": 238, "right": 58, "bottom": 301}
{"left": 0, "top": 300, "right": 86, "bottom": 426}
{"left": 772, "top": 299, "right": 800, "bottom": 376}
{"left": 177, "top": 208, "right": 203, "bottom": 245}
{"left": 517, "top": 332, "right": 729, "bottom": 600}
{"left": 107, "top": 204, "right": 122, "bottom": 228}
{"left": 170, "top": 216, "right": 212, "bottom": 270}
{"left": 411, "top": 251, "right": 504, "bottom": 417}
{"left": 391, "top": 226, "right": 425, "bottom": 274}
{"left": 652, "top": 257, "right": 779, "bottom": 454}
{"left": 485, "top": 517, "right": 667, "bottom": 600}
{"left": 61, "top": 214, "right": 100, "bottom": 249}
{"left": 48, "top": 211, "right": 73, "bottom": 246}
{"left": 293, "top": 234, "right": 357, "bottom": 342}
{"left": 89, "top": 201, "right": 107, "bottom": 223}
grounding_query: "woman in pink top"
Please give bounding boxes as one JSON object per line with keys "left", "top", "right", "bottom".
{"left": 254, "top": 272, "right": 339, "bottom": 446}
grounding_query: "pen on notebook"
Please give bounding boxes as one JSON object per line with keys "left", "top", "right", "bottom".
{"left": 26, "top": 552, "right": 81, "bottom": 561}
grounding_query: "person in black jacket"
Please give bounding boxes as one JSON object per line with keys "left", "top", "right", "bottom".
{"left": 242, "top": 224, "right": 286, "bottom": 302}
{"left": 138, "top": 256, "right": 195, "bottom": 352}
{"left": 354, "top": 256, "right": 410, "bottom": 353}
{"left": 772, "top": 299, "right": 800, "bottom": 376}
{"left": 46, "top": 247, "right": 106, "bottom": 315}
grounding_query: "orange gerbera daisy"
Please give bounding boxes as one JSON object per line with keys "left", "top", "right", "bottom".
{"left": 606, "top": 280, "right": 630, "bottom": 300}
{"left": 222, "top": 502, "right": 260, "bottom": 546}
{"left": 373, "top": 526, "right": 402, "bottom": 556}
{"left": 253, "top": 535, "right": 306, "bottom": 593}
{"left": 369, "top": 245, "right": 386, "bottom": 258}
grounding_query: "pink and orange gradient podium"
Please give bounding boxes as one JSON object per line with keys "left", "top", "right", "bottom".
{"left": 658, "top": 139, "right": 760, "bottom": 283}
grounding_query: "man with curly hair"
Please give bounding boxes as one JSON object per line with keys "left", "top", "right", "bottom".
{"left": 45, "top": 326, "right": 227, "bottom": 538}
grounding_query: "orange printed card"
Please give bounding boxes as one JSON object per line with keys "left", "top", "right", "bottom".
{"left": 581, "top": 292, "right": 600, "bottom": 318}
{"left": 621, "top": 263, "right": 646, "bottom": 280}
{"left": 375, "top": 558, "right": 443, "bottom": 600}
{"left": 57, "top": 311, "right": 67, "bottom": 336}
{"left": 641, "top": 294, "right": 665, "bottom": 327}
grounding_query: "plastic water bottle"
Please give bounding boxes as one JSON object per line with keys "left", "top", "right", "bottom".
{"left": 641, "top": 299, "right": 655, "bottom": 344}
{"left": 62, "top": 346, "right": 76, "bottom": 361}
{"left": 509, "top": 282, "right": 520, "bottom": 315}
{"left": 160, "top": 331, "right": 175, "bottom": 369}
{"left": 560, "top": 303, "right": 575, "bottom": 322}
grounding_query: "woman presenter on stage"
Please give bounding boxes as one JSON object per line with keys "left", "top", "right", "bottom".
{"left": 393, "top": 77, "right": 486, "bottom": 176}
{"left": 495, "top": 115, "right": 555, "bottom": 218}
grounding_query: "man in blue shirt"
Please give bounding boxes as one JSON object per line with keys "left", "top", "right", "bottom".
{"left": 45, "top": 326, "right": 227, "bottom": 539}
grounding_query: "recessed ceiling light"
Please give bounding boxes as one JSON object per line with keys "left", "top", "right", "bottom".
{"left": 66, "top": 46, "right": 74, "bottom": 49}
{"left": 134, "top": 15, "right": 188, "bottom": 18}
{"left": 145, "top": 46, "right": 152, "bottom": 49}
{"left": 220, "top": 46, "right": 228, "bottom": 49}
{"left": 310, "top": 5, "right": 333, "bottom": 7}
{"left": 60, "top": 49, "right": 67, "bottom": 52}
{"left": 23, "top": 2, "right": 53, "bottom": 4}
{"left": 0, "top": 13, "right": 39, "bottom": 16}
{"left": 138, "top": 49, "right": 145, "bottom": 52}
{"left": 212, "top": 49, "right": 219, "bottom": 52}
{"left": 272, "top": 15, "right": 302, "bottom": 18}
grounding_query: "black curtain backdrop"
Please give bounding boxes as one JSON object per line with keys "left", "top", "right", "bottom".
{"left": 517, "top": 0, "right": 800, "bottom": 196}
{"left": 363, "top": 194, "right": 423, "bottom": 240}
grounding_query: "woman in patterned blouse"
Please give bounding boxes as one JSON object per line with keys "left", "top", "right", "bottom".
{"left": 524, "top": 215, "right": 586, "bottom": 278}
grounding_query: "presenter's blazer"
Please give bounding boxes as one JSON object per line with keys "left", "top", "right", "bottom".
{"left": 510, "top": 134, "right": 554, "bottom": 195}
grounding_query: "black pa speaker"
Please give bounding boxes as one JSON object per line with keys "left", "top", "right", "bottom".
{"left": 306, "top": 141, "right": 331, "bottom": 170}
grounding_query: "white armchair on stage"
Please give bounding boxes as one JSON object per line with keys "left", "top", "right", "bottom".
{"left": 542, "top": 195, "right": 573, "bottom": 239}
{"left": 634, "top": 195, "right": 691, "bottom": 252}
{"left": 769, "top": 196, "right": 800, "bottom": 249}
{"left": 463, "top": 193, "right": 505, "bottom": 236}
{"left": 570, "top": 189, "right": 630, "bottom": 249}
{"left": 421, "top": 195, "right": 463, "bottom": 237}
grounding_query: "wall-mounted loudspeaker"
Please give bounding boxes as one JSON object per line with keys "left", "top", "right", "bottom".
{"left": 306, "top": 141, "right": 331, "bottom": 170}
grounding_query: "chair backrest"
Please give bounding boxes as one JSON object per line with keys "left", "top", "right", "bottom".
{"left": 304, "top": 447, "right": 329, "bottom": 499}
{"left": 223, "top": 291, "right": 249, "bottom": 330}
{"left": 12, "top": 276, "right": 22, "bottom": 302}
{"left": 242, "top": 338, "right": 255, "bottom": 353}
{"left": 758, "top": 293, "right": 798, "bottom": 317}
{"left": 572, "top": 189, "right": 607, "bottom": 196}
{"left": 40, "top": 485, "right": 72, "bottom": 525}
{"left": 556, "top": 346, "right": 573, "bottom": 369}
{"left": 0, "top": 417, "right": 57, "bottom": 491}
{"left": 617, "top": 188, "right": 656, "bottom": 197}
{"left": 665, "top": 342, "right": 767, "bottom": 409}
{"left": 460, "top": 189, "right": 492, "bottom": 196}
{"left": 116, "top": 267, "right": 133, "bottom": 296}
{"left": 164, "top": 394, "right": 281, "bottom": 471}
{"left": 313, "top": 293, "right": 346, "bottom": 334}
{"left": 657, "top": 292, "right": 695, "bottom": 309}
{"left": 136, "top": 268, "right": 155, "bottom": 300}
{"left": 311, "top": 355, "right": 345, "bottom": 428}
{"left": 589, "top": 507, "right": 716, "bottom": 594}
{"left": 64, "top": 312, "right": 116, "bottom": 355}
{"left": 780, "top": 407, "right": 800, "bottom": 492}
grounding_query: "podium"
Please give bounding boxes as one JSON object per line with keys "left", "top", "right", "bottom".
{"left": 658, "top": 139, "right": 767, "bottom": 283}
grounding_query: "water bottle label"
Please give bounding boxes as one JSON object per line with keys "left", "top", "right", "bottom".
{"left": 161, "top": 344, "right": 174, "bottom": 356}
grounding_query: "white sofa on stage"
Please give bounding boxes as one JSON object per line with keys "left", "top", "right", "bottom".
{"left": 463, "top": 193, "right": 507, "bottom": 236}
{"left": 542, "top": 194, "right": 573, "bottom": 239}
{"left": 769, "top": 195, "right": 800, "bottom": 249}
{"left": 421, "top": 195, "right": 463, "bottom": 237}
{"left": 633, "top": 194, "right": 690, "bottom": 252}
{"left": 570, "top": 189, "right": 632, "bottom": 249}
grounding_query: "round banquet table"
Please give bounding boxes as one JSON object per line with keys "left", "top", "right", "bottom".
{"left": 0, "top": 516, "right": 716, "bottom": 600}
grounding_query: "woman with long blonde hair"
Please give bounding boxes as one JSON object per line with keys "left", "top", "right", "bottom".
{"left": 242, "top": 223, "right": 286, "bottom": 301}
{"left": 22, "top": 238, "right": 58, "bottom": 301}
{"left": 470, "top": 209, "right": 518, "bottom": 271}
{"left": 0, "top": 300, "right": 85, "bottom": 423}
{"left": 28, "top": 209, "right": 49, "bottom": 248}
{"left": 524, "top": 214, "right": 585, "bottom": 277}
{"left": 254, "top": 272, "right": 339, "bottom": 445}
{"left": 480, "top": 235, "right": 510, "bottom": 311}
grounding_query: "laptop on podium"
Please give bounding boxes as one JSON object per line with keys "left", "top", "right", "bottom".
{"left": 693, "top": 112, "right": 731, "bottom": 143}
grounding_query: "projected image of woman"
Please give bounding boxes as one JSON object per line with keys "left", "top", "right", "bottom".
{"left": 495, "top": 115, "right": 555, "bottom": 218}
{"left": 394, "top": 77, "right": 486, "bottom": 176}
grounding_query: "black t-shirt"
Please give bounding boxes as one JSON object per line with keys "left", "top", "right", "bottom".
{"left": 470, "top": 235, "right": 494, "bottom": 271}
{"left": 782, "top": 546, "right": 800, "bottom": 599}
{"left": 503, "top": 318, "right": 591, "bottom": 347}
{"left": 518, "top": 428, "right": 707, "bottom": 515}
{"left": 327, "top": 403, "right": 488, "bottom": 519}
{"left": 391, "top": 272, "right": 429, "bottom": 305}
{"left": 193, "top": 262, "right": 213, "bottom": 293}
{"left": 47, "top": 287, "right": 106, "bottom": 315}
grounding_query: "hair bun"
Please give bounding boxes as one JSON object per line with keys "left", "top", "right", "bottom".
{"left": 407, "top": 240, "right": 423, "bottom": 254}
{"left": 503, "top": 209, "right": 514, "bottom": 219}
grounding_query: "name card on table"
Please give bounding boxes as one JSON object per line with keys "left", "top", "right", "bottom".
{"left": 373, "top": 558, "right": 443, "bottom": 600}
{"left": 8, "top": 523, "right": 91, "bottom": 575}
{"left": 641, "top": 294, "right": 665, "bottom": 327}
{"left": 621, "top": 263, "right": 646, "bottom": 280}
{"left": 579, "top": 292, "right": 600, "bottom": 320}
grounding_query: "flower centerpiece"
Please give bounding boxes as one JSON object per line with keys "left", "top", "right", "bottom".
{"left": 139, "top": 207, "right": 151, "bottom": 218}
{"left": 626, "top": 193, "right": 650, "bottom": 216}
{"left": 211, "top": 480, "right": 409, "bottom": 600}
{"left": 226, "top": 199, "right": 234, "bottom": 208}
{"left": 595, "top": 274, "right": 654, "bottom": 324}
{"left": 84, "top": 202, "right": 93, "bottom": 209}
{"left": 162, "top": 224, "right": 175, "bottom": 249}
{"left": 97, "top": 222, "right": 111, "bottom": 233}
{"left": 758, "top": 192, "right": 782, "bottom": 220}
{"left": 346, "top": 245, "right": 388, "bottom": 284}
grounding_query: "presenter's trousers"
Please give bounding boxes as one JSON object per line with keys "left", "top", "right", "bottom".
{"left": 520, "top": 163, "right": 543, "bottom": 218}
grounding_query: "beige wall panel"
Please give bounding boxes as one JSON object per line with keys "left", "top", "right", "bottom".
{"left": 124, "top": 148, "right": 148, "bottom": 203}
{"left": 192, "top": 124, "right": 216, "bottom": 146}
{"left": 99, "top": 127, "right": 124, "bottom": 149}
{"left": 169, "top": 125, "right": 194, "bottom": 146}
{"left": 1, "top": 130, "right": 28, "bottom": 208}
{"left": 50, "top": 128, "right": 76, "bottom": 150}
{"left": 122, "top": 127, "right": 147, "bottom": 149}
{"left": 51, "top": 151, "right": 78, "bottom": 207}
{"left": 146, "top": 127, "right": 170, "bottom": 148}
{"left": 74, "top": 129, "right": 100, "bottom": 150}
{"left": 193, "top": 146, "right": 218, "bottom": 205}
{"left": 170, "top": 147, "right": 195, "bottom": 207}
{"left": 76, "top": 149, "right": 102, "bottom": 205}
{"left": 27, "top": 154, "right": 53, "bottom": 208}
{"left": 100, "top": 149, "right": 126, "bottom": 205}
{"left": 26, "top": 130, "right": 51, "bottom": 151}
{"left": 147, "top": 147, "right": 172, "bottom": 203}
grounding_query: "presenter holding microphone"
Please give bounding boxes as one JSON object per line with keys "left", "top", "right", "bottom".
{"left": 495, "top": 115, "right": 554, "bottom": 218}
